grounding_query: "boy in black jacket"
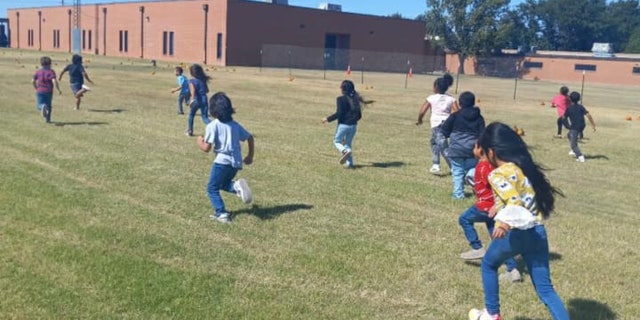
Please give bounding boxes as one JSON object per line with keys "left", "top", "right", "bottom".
{"left": 441, "top": 91, "right": 486, "bottom": 199}
{"left": 563, "top": 92, "right": 596, "bottom": 163}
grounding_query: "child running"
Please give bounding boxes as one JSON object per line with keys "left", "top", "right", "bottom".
{"left": 186, "top": 64, "right": 212, "bottom": 136}
{"left": 197, "top": 92, "right": 254, "bottom": 224}
{"left": 468, "top": 122, "right": 569, "bottom": 320}
{"left": 58, "top": 54, "right": 93, "bottom": 110}
{"left": 416, "top": 77, "right": 459, "bottom": 174}
{"left": 459, "top": 142, "right": 521, "bottom": 282}
{"left": 170, "top": 66, "right": 189, "bottom": 115}
{"left": 550, "top": 86, "right": 570, "bottom": 138}
{"left": 441, "top": 91, "right": 485, "bottom": 199}
{"left": 32, "top": 56, "right": 62, "bottom": 123}
{"left": 563, "top": 92, "right": 596, "bottom": 163}
{"left": 322, "top": 80, "right": 363, "bottom": 169}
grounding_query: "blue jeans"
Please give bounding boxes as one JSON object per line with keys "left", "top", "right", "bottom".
{"left": 177, "top": 92, "right": 189, "bottom": 114}
{"left": 449, "top": 157, "right": 477, "bottom": 199}
{"left": 459, "top": 205, "right": 517, "bottom": 271}
{"left": 187, "top": 98, "right": 211, "bottom": 134}
{"left": 207, "top": 163, "right": 239, "bottom": 215}
{"left": 36, "top": 92, "right": 53, "bottom": 122}
{"left": 430, "top": 126, "right": 449, "bottom": 167}
{"left": 481, "top": 225, "right": 569, "bottom": 319}
{"left": 333, "top": 124, "right": 357, "bottom": 166}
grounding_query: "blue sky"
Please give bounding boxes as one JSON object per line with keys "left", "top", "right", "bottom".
{"left": 2, "top": 0, "right": 428, "bottom": 19}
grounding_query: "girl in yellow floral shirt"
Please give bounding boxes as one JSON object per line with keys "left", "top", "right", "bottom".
{"left": 468, "top": 122, "right": 569, "bottom": 320}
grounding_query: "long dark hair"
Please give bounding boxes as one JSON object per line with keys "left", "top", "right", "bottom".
{"left": 340, "top": 80, "right": 362, "bottom": 111}
{"left": 209, "top": 92, "right": 235, "bottom": 123}
{"left": 189, "top": 64, "right": 211, "bottom": 93}
{"left": 478, "top": 122, "right": 562, "bottom": 219}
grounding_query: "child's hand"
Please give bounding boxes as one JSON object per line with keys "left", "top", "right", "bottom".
{"left": 492, "top": 224, "right": 509, "bottom": 239}
{"left": 321, "top": 118, "right": 327, "bottom": 124}
{"left": 488, "top": 205, "right": 498, "bottom": 218}
{"left": 415, "top": 119, "right": 423, "bottom": 126}
{"left": 243, "top": 156, "right": 253, "bottom": 165}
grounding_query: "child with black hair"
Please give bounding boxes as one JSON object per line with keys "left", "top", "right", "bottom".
{"left": 563, "top": 91, "right": 596, "bottom": 163}
{"left": 59, "top": 54, "right": 93, "bottom": 110}
{"left": 441, "top": 91, "right": 485, "bottom": 199}
{"left": 32, "top": 56, "right": 62, "bottom": 123}
{"left": 186, "top": 64, "right": 212, "bottom": 136}
{"left": 468, "top": 122, "right": 568, "bottom": 320}
{"left": 322, "top": 80, "right": 364, "bottom": 169}
{"left": 416, "top": 77, "right": 459, "bottom": 174}
{"left": 170, "top": 66, "right": 189, "bottom": 115}
{"left": 197, "top": 92, "right": 254, "bottom": 224}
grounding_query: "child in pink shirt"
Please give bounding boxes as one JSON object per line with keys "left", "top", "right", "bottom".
{"left": 550, "top": 86, "right": 570, "bottom": 138}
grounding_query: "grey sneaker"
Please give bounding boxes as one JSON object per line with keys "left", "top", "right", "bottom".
{"left": 339, "top": 150, "right": 351, "bottom": 164}
{"left": 499, "top": 269, "right": 523, "bottom": 283}
{"left": 233, "top": 178, "right": 253, "bottom": 204}
{"left": 210, "top": 212, "right": 231, "bottom": 223}
{"left": 460, "top": 247, "right": 486, "bottom": 260}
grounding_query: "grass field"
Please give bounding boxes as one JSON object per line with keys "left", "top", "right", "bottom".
{"left": 1, "top": 48, "right": 639, "bottom": 319}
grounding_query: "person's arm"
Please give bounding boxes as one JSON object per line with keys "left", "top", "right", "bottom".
{"left": 189, "top": 82, "right": 196, "bottom": 100}
{"left": 171, "top": 85, "right": 181, "bottom": 93}
{"left": 58, "top": 68, "right": 67, "bottom": 81}
{"left": 243, "top": 135, "right": 254, "bottom": 165}
{"left": 53, "top": 78, "right": 62, "bottom": 94}
{"left": 451, "top": 100, "right": 460, "bottom": 113}
{"left": 83, "top": 70, "right": 94, "bottom": 84}
{"left": 440, "top": 113, "right": 455, "bottom": 138}
{"left": 197, "top": 135, "right": 211, "bottom": 152}
{"left": 586, "top": 112, "right": 596, "bottom": 132}
{"left": 562, "top": 113, "right": 571, "bottom": 129}
{"left": 322, "top": 97, "right": 341, "bottom": 123}
{"left": 416, "top": 100, "right": 431, "bottom": 125}
{"left": 31, "top": 77, "right": 37, "bottom": 90}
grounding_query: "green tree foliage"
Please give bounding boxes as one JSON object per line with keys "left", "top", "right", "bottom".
{"left": 625, "top": 28, "right": 640, "bottom": 53}
{"left": 424, "top": 0, "right": 510, "bottom": 73}
{"left": 602, "top": 0, "right": 640, "bottom": 52}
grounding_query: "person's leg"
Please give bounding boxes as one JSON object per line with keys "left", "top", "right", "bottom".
{"left": 177, "top": 93, "right": 187, "bottom": 114}
{"left": 556, "top": 117, "right": 563, "bottom": 136}
{"left": 70, "top": 83, "right": 82, "bottom": 110}
{"left": 458, "top": 205, "right": 486, "bottom": 250}
{"left": 187, "top": 102, "right": 198, "bottom": 136}
{"left": 449, "top": 157, "right": 465, "bottom": 199}
{"left": 434, "top": 126, "right": 451, "bottom": 168}
{"left": 481, "top": 234, "right": 518, "bottom": 316}
{"left": 521, "top": 226, "right": 570, "bottom": 320}
{"left": 333, "top": 124, "right": 349, "bottom": 154}
{"left": 430, "top": 127, "right": 440, "bottom": 167}
{"left": 43, "top": 92, "right": 53, "bottom": 123}
{"left": 342, "top": 125, "right": 357, "bottom": 166}
{"left": 200, "top": 99, "right": 211, "bottom": 125}
{"left": 207, "top": 163, "right": 238, "bottom": 215}
{"left": 568, "top": 130, "right": 582, "bottom": 157}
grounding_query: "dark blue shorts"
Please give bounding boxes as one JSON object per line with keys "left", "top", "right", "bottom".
{"left": 70, "top": 82, "right": 83, "bottom": 95}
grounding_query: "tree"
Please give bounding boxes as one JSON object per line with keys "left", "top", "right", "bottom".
{"left": 424, "top": 0, "right": 510, "bottom": 74}
{"left": 602, "top": 0, "right": 640, "bottom": 52}
{"left": 387, "top": 12, "right": 404, "bottom": 19}
{"left": 625, "top": 28, "right": 640, "bottom": 53}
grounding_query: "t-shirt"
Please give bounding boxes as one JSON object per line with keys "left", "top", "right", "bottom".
{"left": 204, "top": 119, "right": 251, "bottom": 169}
{"left": 62, "top": 63, "right": 85, "bottom": 84}
{"left": 563, "top": 103, "right": 588, "bottom": 131}
{"left": 426, "top": 93, "right": 455, "bottom": 128}
{"left": 177, "top": 75, "right": 189, "bottom": 94}
{"left": 551, "top": 94, "right": 569, "bottom": 117}
{"left": 474, "top": 160, "right": 495, "bottom": 212}
{"left": 189, "top": 78, "right": 208, "bottom": 103}
{"left": 33, "top": 68, "right": 57, "bottom": 93}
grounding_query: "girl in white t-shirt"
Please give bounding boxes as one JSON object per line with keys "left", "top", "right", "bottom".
{"left": 416, "top": 77, "right": 459, "bottom": 174}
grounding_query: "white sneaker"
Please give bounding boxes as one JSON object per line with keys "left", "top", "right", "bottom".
{"left": 339, "top": 150, "right": 351, "bottom": 164}
{"left": 233, "top": 178, "right": 253, "bottom": 204}
{"left": 568, "top": 150, "right": 576, "bottom": 157}
{"left": 429, "top": 164, "right": 441, "bottom": 174}
{"left": 460, "top": 247, "right": 486, "bottom": 260}
{"left": 577, "top": 156, "right": 585, "bottom": 163}
{"left": 468, "top": 308, "right": 502, "bottom": 320}
{"left": 210, "top": 212, "right": 231, "bottom": 223}
{"left": 499, "top": 269, "right": 523, "bottom": 283}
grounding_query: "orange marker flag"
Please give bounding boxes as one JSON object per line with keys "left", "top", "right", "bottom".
{"left": 408, "top": 67, "right": 413, "bottom": 78}
{"left": 346, "top": 65, "right": 351, "bottom": 76}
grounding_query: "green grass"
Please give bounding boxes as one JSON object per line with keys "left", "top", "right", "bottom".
{"left": 1, "top": 48, "right": 639, "bottom": 319}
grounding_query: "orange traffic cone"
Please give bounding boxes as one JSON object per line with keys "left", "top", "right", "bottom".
{"left": 346, "top": 65, "right": 351, "bottom": 76}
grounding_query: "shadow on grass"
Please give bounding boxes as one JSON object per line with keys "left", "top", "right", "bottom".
{"left": 584, "top": 154, "right": 609, "bottom": 160}
{"left": 234, "top": 203, "right": 313, "bottom": 220}
{"left": 350, "top": 161, "right": 406, "bottom": 169}
{"left": 53, "top": 121, "right": 109, "bottom": 127}
{"left": 87, "top": 108, "right": 126, "bottom": 113}
{"left": 567, "top": 298, "right": 617, "bottom": 320}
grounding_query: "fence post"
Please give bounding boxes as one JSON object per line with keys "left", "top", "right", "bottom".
{"left": 360, "top": 56, "right": 365, "bottom": 84}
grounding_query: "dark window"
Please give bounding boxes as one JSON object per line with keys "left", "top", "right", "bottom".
{"left": 124, "top": 31, "right": 128, "bottom": 52}
{"left": 28, "top": 29, "right": 34, "bottom": 46}
{"left": 162, "top": 31, "right": 167, "bottom": 55}
{"left": 88, "top": 30, "right": 92, "bottom": 50}
{"left": 575, "top": 64, "right": 596, "bottom": 72}
{"left": 216, "top": 33, "right": 223, "bottom": 59}
{"left": 82, "top": 29, "right": 86, "bottom": 49}
{"left": 633, "top": 67, "right": 640, "bottom": 74}
{"left": 52, "top": 29, "right": 61, "bottom": 48}
{"left": 162, "top": 31, "right": 174, "bottom": 55}
{"left": 523, "top": 61, "right": 543, "bottom": 69}
{"left": 169, "top": 32, "right": 174, "bottom": 56}
{"left": 119, "top": 30, "right": 128, "bottom": 52}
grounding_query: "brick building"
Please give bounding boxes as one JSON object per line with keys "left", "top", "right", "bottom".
{"left": 7, "top": 0, "right": 439, "bottom": 72}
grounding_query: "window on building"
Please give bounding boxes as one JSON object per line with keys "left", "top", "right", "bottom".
{"left": 88, "top": 30, "right": 92, "bottom": 50}
{"left": 162, "top": 31, "right": 174, "bottom": 56}
{"left": 216, "top": 33, "right": 223, "bottom": 59}
{"left": 575, "top": 64, "right": 596, "bottom": 72}
{"left": 82, "top": 29, "right": 86, "bottom": 49}
{"left": 53, "top": 29, "right": 61, "bottom": 48}
{"left": 28, "top": 29, "right": 34, "bottom": 47}
{"left": 119, "top": 30, "right": 129, "bottom": 52}
{"left": 523, "top": 61, "right": 543, "bottom": 69}
{"left": 633, "top": 67, "right": 640, "bottom": 75}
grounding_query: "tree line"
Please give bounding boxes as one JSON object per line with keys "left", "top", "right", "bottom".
{"left": 398, "top": 0, "right": 640, "bottom": 65}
